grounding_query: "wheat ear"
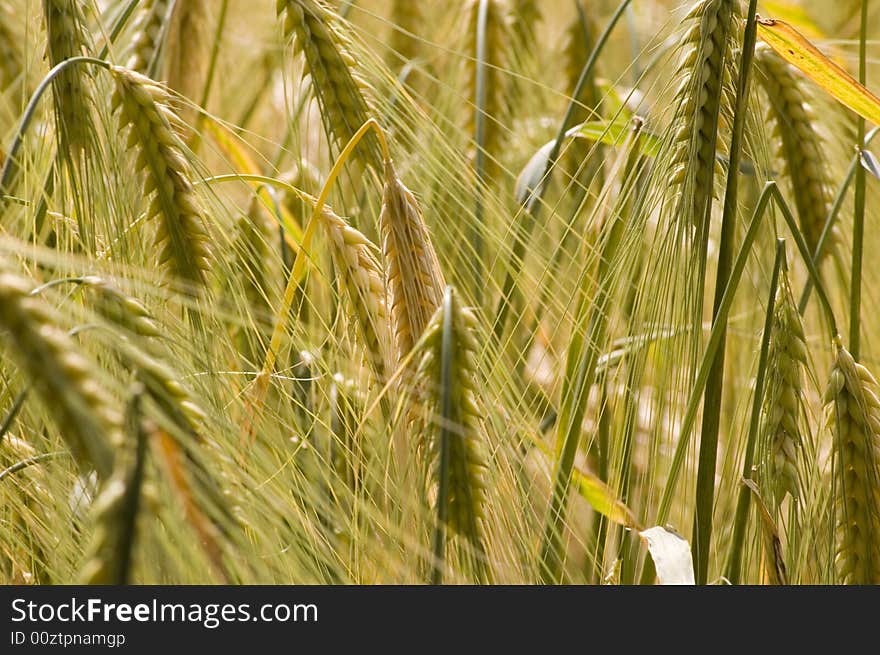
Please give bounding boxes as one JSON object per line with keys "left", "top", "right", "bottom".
{"left": 164, "top": 0, "right": 210, "bottom": 123}
{"left": 416, "top": 286, "right": 487, "bottom": 550}
{"left": 80, "top": 276, "right": 161, "bottom": 337}
{"left": 380, "top": 159, "right": 446, "bottom": 361}
{"left": 125, "top": 0, "right": 172, "bottom": 75}
{"left": 754, "top": 44, "right": 834, "bottom": 256}
{"left": 41, "top": 0, "right": 96, "bottom": 156}
{"left": 667, "top": 0, "right": 738, "bottom": 231}
{"left": 78, "top": 393, "right": 149, "bottom": 585}
{"left": 320, "top": 205, "right": 392, "bottom": 383}
{"left": 510, "top": 0, "right": 540, "bottom": 50}
{"left": 0, "top": 268, "right": 118, "bottom": 479}
{"left": 276, "top": 0, "right": 381, "bottom": 167}
{"left": 825, "top": 342, "right": 880, "bottom": 584}
{"left": 110, "top": 66, "right": 211, "bottom": 288}
{"left": 388, "top": 0, "right": 422, "bottom": 66}
{"left": 759, "top": 271, "right": 808, "bottom": 505}
{"left": 463, "top": 0, "right": 513, "bottom": 180}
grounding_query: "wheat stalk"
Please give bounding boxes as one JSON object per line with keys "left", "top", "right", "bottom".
{"left": 759, "top": 271, "right": 808, "bottom": 505}
{"left": 0, "top": 267, "right": 118, "bottom": 479}
{"left": 320, "top": 205, "right": 392, "bottom": 383}
{"left": 164, "top": 0, "right": 210, "bottom": 124}
{"left": 380, "top": 159, "right": 445, "bottom": 362}
{"left": 41, "top": 0, "right": 96, "bottom": 157}
{"left": 110, "top": 66, "right": 211, "bottom": 288}
{"left": 276, "top": 0, "right": 381, "bottom": 167}
{"left": 754, "top": 45, "right": 835, "bottom": 256}
{"left": 825, "top": 342, "right": 880, "bottom": 584}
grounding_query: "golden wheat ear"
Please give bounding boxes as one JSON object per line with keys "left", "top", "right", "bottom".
{"left": 320, "top": 205, "right": 392, "bottom": 385}
{"left": 380, "top": 159, "right": 445, "bottom": 363}
{"left": 276, "top": 0, "right": 382, "bottom": 167}
{"left": 387, "top": 0, "right": 423, "bottom": 68}
{"left": 110, "top": 66, "right": 212, "bottom": 290}
{"left": 825, "top": 342, "right": 880, "bottom": 584}
{"left": 0, "top": 267, "right": 120, "bottom": 480}
{"left": 125, "top": 0, "right": 172, "bottom": 76}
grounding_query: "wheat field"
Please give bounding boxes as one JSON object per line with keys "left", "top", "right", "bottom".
{"left": 0, "top": 0, "right": 878, "bottom": 585}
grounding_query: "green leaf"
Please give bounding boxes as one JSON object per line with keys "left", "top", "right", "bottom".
{"left": 514, "top": 120, "right": 659, "bottom": 205}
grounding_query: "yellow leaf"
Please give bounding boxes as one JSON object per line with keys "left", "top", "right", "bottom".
{"left": 757, "top": 17, "right": 880, "bottom": 126}
{"left": 530, "top": 437, "right": 641, "bottom": 530}
{"left": 572, "top": 464, "right": 642, "bottom": 530}
{"left": 759, "top": 2, "right": 826, "bottom": 41}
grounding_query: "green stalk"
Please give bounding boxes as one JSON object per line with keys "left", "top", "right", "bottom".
{"left": 849, "top": 0, "right": 868, "bottom": 358}
{"left": 724, "top": 239, "right": 785, "bottom": 585}
{"left": 692, "top": 0, "right": 759, "bottom": 584}
{"left": 199, "top": 0, "right": 228, "bottom": 110}
{"left": 430, "top": 287, "right": 455, "bottom": 585}
{"left": 537, "top": 120, "right": 642, "bottom": 584}
{"left": 590, "top": 377, "right": 611, "bottom": 582}
{"left": 472, "top": 0, "right": 490, "bottom": 301}
{"left": 0, "top": 390, "right": 28, "bottom": 445}
{"left": 0, "top": 452, "right": 68, "bottom": 483}
{"left": 797, "top": 127, "right": 880, "bottom": 313}
{"left": 98, "top": 0, "right": 142, "bottom": 60}
{"left": 643, "top": 183, "right": 838, "bottom": 584}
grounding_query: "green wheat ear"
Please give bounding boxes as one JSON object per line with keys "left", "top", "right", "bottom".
{"left": 665, "top": 0, "right": 738, "bottom": 233}
{"left": 42, "top": 0, "right": 97, "bottom": 157}
{"left": 759, "top": 270, "right": 809, "bottom": 506}
{"left": 825, "top": 342, "right": 880, "bottom": 584}
{"left": 415, "top": 286, "right": 488, "bottom": 558}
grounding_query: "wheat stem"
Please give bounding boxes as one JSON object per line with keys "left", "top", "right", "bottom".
{"left": 725, "top": 238, "right": 785, "bottom": 584}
